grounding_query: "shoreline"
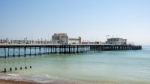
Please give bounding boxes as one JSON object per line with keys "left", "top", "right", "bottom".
{"left": 0, "top": 79, "right": 76, "bottom": 84}
{"left": 0, "top": 79, "right": 39, "bottom": 84}
{"left": 1, "top": 79, "right": 150, "bottom": 84}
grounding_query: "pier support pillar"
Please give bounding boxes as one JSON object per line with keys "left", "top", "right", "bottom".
{"left": 18, "top": 47, "right": 21, "bottom": 57}
{"left": 4, "top": 48, "right": 6, "bottom": 58}
{"left": 7, "top": 48, "right": 9, "bottom": 57}
{"left": 30, "top": 47, "right": 32, "bottom": 56}
{"left": 24, "top": 47, "right": 26, "bottom": 57}
{"left": 13, "top": 48, "right": 15, "bottom": 57}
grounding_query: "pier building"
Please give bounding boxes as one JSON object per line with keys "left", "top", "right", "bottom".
{"left": 52, "top": 33, "right": 68, "bottom": 44}
{"left": 68, "top": 37, "right": 81, "bottom": 44}
{"left": 106, "top": 38, "right": 127, "bottom": 45}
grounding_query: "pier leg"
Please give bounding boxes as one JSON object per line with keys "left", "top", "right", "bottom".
{"left": 39, "top": 47, "right": 41, "bottom": 55}
{"left": 4, "top": 48, "right": 6, "bottom": 58}
{"left": 62, "top": 46, "right": 64, "bottom": 53}
{"left": 77, "top": 46, "right": 79, "bottom": 53}
{"left": 63, "top": 46, "right": 65, "bottom": 53}
{"left": 7, "top": 48, "right": 9, "bottom": 57}
{"left": 48, "top": 47, "right": 50, "bottom": 54}
{"left": 44, "top": 47, "right": 46, "bottom": 54}
{"left": 35, "top": 47, "right": 36, "bottom": 56}
{"left": 68, "top": 46, "right": 70, "bottom": 53}
{"left": 50, "top": 46, "right": 53, "bottom": 53}
{"left": 73, "top": 46, "right": 75, "bottom": 53}
{"left": 55, "top": 46, "right": 57, "bottom": 54}
{"left": 24, "top": 47, "right": 26, "bottom": 57}
{"left": 13, "top": 48, "right": 15, "bottom": 57}
{"left": 18, "top": 47, "right": 21, "bottom": 57}
{"left": 59, "top": 46, "right": 61, "bottom": 54}
{"left": 30, "top": 47, "right": 32, "bottom": 56}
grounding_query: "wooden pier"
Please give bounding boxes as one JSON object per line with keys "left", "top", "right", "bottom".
{"left": 0, "top": 44, "right": 142, "bottom": 58}
{"left": 0, "top": 44, "right": 142, "bottom": 73}
{"left": 0, "top": 44, "right": 91, "bottom": 58}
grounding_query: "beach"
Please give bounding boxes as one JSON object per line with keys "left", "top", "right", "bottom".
{"left": 0, "top": 79, "right": 38, "bottom": 84}
{"left": 0, "top": 79, "right": 73, "bottom": 84}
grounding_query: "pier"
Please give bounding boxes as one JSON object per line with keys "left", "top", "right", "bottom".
{"left": 0, "top": 44, "right": 142, "bottom": 58}
{"left": 0, "top": 44, "right": 91, "bottom": 58}
{"left": 0, "top": 44, "right": 142, "bottom": 73}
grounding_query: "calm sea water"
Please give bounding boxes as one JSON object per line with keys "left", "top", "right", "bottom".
{"left": 0, "top": 46, "right": 150, "bottom": 84}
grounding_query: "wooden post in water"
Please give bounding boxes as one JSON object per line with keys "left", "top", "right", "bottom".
{"left": 10, "top": 67, "right": 12, "bottom": 72}
{"left": 20, "top": 67, "right": 22, "bottom": 70}
{"left": 4, "top": 68, "right": 7, "bottom": 73}
{"left": 15, "top": 67, "right": 17, "bottom": 71}
{"left": 25, "top": 66, "right": 27, "bottom": 69}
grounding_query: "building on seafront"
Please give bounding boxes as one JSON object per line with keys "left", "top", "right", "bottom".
{"left": 106, "top": 38, "right": 127, "bottom": 45}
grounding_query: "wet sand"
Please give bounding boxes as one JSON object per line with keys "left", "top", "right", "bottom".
{"left": 0, "top": 79, "right": 38, "bottom": 84}
{"left": 0, "top": 79, "right": 75, "bottom": 84}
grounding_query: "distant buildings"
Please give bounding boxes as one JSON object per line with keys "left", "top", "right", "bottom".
{"left": 106, "top": 38, "right": 127, "bottom": 45}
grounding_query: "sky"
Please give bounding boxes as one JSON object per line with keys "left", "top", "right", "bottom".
{"left": 0, "top": 0, "right": 150, "bottom": 45}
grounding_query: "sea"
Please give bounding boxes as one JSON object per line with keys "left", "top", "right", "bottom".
{"left": 0, "top": 46, "right": 150, "bottom": 84}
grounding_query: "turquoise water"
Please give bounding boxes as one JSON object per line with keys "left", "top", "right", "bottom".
{"left": 0, "top": 46, "right": 150, "bottom": 84}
